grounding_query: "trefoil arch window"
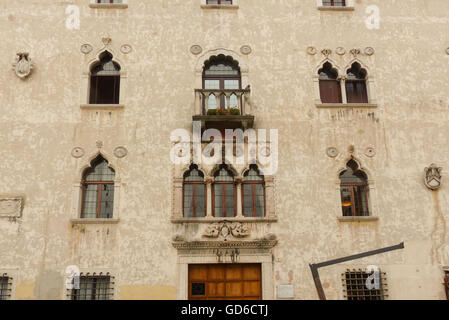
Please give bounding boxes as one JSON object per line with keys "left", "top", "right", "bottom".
{"left": 339, "top": 159, "right": 369, "bottom": 217}
{"left": 81, "top": 155, "right": 115, "bottom": 219}
{"left": 183, "top": 165, "right": 206, "bottom": 218}
{"left": 318, "top": 62, "right": 342, "bottom": 103}
{"left": 242, "top": 165, "right": 265, "bottom": 217}
{"left": 89, "top": 51, "right": 121, "bottom": 104}
{"left": 345, "top": 62, "right": 368, "bottom": 103}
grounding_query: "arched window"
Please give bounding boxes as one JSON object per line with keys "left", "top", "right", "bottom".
{"left": 81, "top": 156, "right": 115, "bottom": 219}
{"left": 89, "top": 52, "right": 121, "bottom": 104}
{"left": 213, "top": 164, "right": 236, "bottom": 217}
{"left": 203, "top": 55, "right": 241, "bottom": 111}
{"left": 345, "top": 62, "right": 368, "bottom": 103}
{"left": 339, "top": 159, "right": 369, "bottom": 217}
{"left": 242, "top": 165, "right": 265, "bottom": 217}
{"left": 183, "top": 165, "right": 206, "bottom": 218}
{"left": 318, "top": 62, "right": 342, "bottom": 103}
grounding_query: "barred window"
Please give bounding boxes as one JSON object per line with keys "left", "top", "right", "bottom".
{"left": 0, "top": 274, "right": 12, "bottom": 300}
{"left": 69, "top": 274, "right": 114, "bottom": 300}
{"left": 322, "top": 0, "right": 346, "bottom": 6}
{"left": 81, "top": 155, "right": 115, "bottom": 219}
{"left": 342, "top": 269, "right": 387, "bottom": 300}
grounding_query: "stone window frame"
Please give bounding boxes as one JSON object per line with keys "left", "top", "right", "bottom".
{"left": 173, "top": 163, "right": 276, "bottom": 223}
{"left": 314, "top": 58, "right": 377, "bottom": 109}
{"left": 201, "top": 0, "right": 239, "bottom": 10}
{"left": 0, "top": 269, "right": 17, "bottom": 300}
{"left": 71, "top": 152, "right": 121, "bottom": 224}
{"left": 89, "top": 0, "right": 128, "bottom": 9}
{"left": 317, "top": 0, "right": 354, "bottom": 11}
{"left": 335, "top": 157, "right": 379, "bottom": 222}
{"left": 80, "top": 49, "right": 127, "bottom": 110}
{"left": 63, "top": 268, "right": 118, "bottom": 300}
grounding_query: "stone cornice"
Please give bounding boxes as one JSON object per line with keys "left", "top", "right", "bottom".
{"left": 172, "top": 240, "right": 278, "bottom": 250}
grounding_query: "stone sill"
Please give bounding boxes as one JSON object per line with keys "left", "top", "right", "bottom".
{"left": 338, "top": 216, "right": 379, "bottom": 222}
{"left": 317, "top": 6, "right": 354, "bottom": 11}
{"left": 201, "top": 5, "right": 239, "bottom": 10}
{"left": 171, "top": 217, "right": 278, "bottom": 224}
{"left": 89, "top": 4, "right": 128, "bottom": 9}
{"left": 316, "top": 103, "right": 377, "bottom": 109}
{"left": 71, "top": 218, "right": 120, "bottom": 225}
{"left": 80, "top": 104, "right": 124, "bottom": 110}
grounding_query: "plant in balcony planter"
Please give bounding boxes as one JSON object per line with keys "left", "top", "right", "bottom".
{"left": 228, "top": 107, "right": 240, "bottom": 115}
{"left": 207, "top": 109, "right": 218, "bottom": 115}
{"left": 217, "top": 109, "right": 228, "bottom": 116}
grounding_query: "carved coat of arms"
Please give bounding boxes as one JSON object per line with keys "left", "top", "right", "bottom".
{"left": 13, "top": 53, "right": 33, "bottom": 79}
{"left": 203, "top": 221, "right": 250, "bottom": 239}
{"left": 424, "top": 164, "right": 442, "bottom": 190}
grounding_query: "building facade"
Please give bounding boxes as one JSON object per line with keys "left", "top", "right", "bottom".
{"left": 0, "top": 0, "right": 449, "bottom": 300}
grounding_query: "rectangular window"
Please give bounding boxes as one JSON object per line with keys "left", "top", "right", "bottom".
{"left": 322, "top": 0, "right": 346, "bottom": 6}
{"left": 0, "top": 275, "right": 12, "bottom": 300}
{"left": 342, "top": 270, "right": 387, "bottom": 300}
{"left": 206, "top": 0, "right": 233, "bottom": 4}
{"left": 69, "top": 274, "right": 114, "bottom": 300}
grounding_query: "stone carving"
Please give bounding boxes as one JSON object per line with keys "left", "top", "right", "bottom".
{"left": 0, "top": 197, "right": 23, "bottom": 218}
{"left": 326, "top": 147, "right": 339, "bottom": 158}
{"left": 336, "top": 47, "right": 346, "bottom": 55}
{"left": 203, "top": 221, "right": 250, "bottom": 239}
{"left": 364, "top": 147, "right": 376, "bottom": 157}
{"left": 350, "top": 48, "right": 361, "bottom": 57}
{"left": 190, "top": 45, "right": 203, "bottom": 55}
{"left": 114, "top": 146, "right": 128, "bottom": 158}
{"left": 240, "top": 45, "right": 252, "bottom": 55}
{"left": 321, "top": 49, "right": 332, "bottom": 57}
{"left": 424, "top": 164, "right": 442, "bottom": 190}
{"left": 364, "top": 47, "right": 375, "bottom": 56}
{"left": 13, "top": 53, "right": 33, "bottom": 79}
{"left": 306, "top": 46, "right": 317, "bottom": 55}
{"left": 102, "top": 37, "right": 112, "bottom": 46}
{"left": 120, "top": 44, "right": 132, "bottom": 54}
{"left": 80, "top": 44, "right": 93, "bottom": 54}
{"left": 71, "top": 147, "right": 85, "bottom": 158}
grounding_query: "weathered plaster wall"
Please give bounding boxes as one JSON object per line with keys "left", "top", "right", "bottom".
{"left": 0, "top": 0, "right": 448, "bottom": 299}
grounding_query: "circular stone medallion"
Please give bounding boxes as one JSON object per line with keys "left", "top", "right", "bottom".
{"left": 326, "top": 147, "right": 339, "bottom": 158}
{"left": 71, "top": 147, "right": 85, "bottom": 158}
{"left": 114, "top": 146, "right": 128, "bottom": 158}
{"left": 190, "top": 45, "right": 203, "bottom": 55}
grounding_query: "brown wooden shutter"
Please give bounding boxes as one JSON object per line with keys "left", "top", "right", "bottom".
{"left": 319, "top": 80, "right": 342, "bottom": 103}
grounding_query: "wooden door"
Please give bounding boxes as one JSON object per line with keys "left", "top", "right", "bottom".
{"left": 188, "top": 264, "right": 262, "bottom": 300}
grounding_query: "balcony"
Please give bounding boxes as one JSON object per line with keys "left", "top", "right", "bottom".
{"left": 193, "top": 86, "right": 254, "bottom": 130}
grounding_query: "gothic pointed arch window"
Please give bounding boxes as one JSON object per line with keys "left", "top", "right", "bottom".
{"left": 203, "top": 54, "right": 241, "bottom": 112}
{"left": 346, "top": 62, "right": 368, "bottom": 103}
{"left": 81, "top": 155, "right": 115, "bottom": 219}
{"left": 89, "top": 51, "right": 121, "bottom": 104}
{"left": 242, "top": 165, "right": 265, "bottom": 217}
{"left": 318, "top": 62, "right": 342, "bottom": 103}
{"left": 339, "top": 159, "right": 369, "bottom": 216}
{"left": 183, "top": 165, "right": 206, "bottom": 218}
{"left": 213, "top": 164, "right": 236, "bottom": 217}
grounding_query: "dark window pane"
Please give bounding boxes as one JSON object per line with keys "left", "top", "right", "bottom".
{"left": 340, "top": 185, "right": 353, "bottom": 216}
{"left": 320, "top": 80, "right": 342, "bottom": 103}
{"left": 195, "top": 185, "right": 206, "bottom": 217}
{"left": 99, "top": 184, "right": 114, "bottom": 218}
{"left": 192, "top": 283, "right": 206, "bottom": 296}
{"left": 85, "top": 159, "right": 115, "bottom": 182}
{"left": 183, "top": 184, "right": 194, "bottom": 218}
{"left": 243, "top": 184, "right": 253, "bottom": 217}
{"left": 214, "top": 184, "right": 223, "bottom": 217}
{"left": 255, "top": 184, "right": 265, "bottom": 217}
{"left": 353, "top": 185, "right": 369, "bottom": 216}
{"left": 82, "top": 184, "right": 98, "bottom": 219}
{"left": 225, "top": 184, "right": 235, "bottom": 217}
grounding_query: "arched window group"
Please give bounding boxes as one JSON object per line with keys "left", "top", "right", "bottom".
{"left": 339, "top": 159, "right": 370, "bottom": 217}
{"left": 182, "top": 164, "right": 266, "bottom": 218}
{"left": 81, "top": 155, "right": 115, "bottom": 219}
{"left": 318, "top": 62, "right": 368, "bottom": 104}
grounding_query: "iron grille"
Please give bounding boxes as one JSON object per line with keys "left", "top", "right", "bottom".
{"left": 0, "top": 274, "right": 12, "bottom": 300}
{"left": 342, "top": 269, "right": 388, "bottom": 300}
{"left": 67, "top": 273, "right": 114, "bottom": 300}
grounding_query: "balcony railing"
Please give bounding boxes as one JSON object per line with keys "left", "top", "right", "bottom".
{"left": 193, "top": 86, "right": 254, "bottom": 129}
{"left": 194, "top": 86, "right": 252, "bottom": 116}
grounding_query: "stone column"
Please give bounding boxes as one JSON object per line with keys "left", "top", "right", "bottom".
{"left": 340, "top": 76, "right": 348, "bottom": 104}
{"left": 235, "top": 176, "right": 243, "bottom": 218}
{"left": 205, "top": 177, "right": 213, "bottom": 218}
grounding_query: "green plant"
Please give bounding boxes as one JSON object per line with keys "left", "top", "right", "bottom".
{"left": 229, "top": 107, "right": 240, "bottom": 115}
{"left": 207, "top": 109, "right": 217, "bottom": 115}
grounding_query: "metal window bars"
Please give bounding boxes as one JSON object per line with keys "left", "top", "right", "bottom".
{"left": 0, "top": 274, "right": 12, "bottom": 300}
{"left": 67, "top": 272, "right": 115, "bottom": 300}
{"left": 341, "top": 269, "right": 388, "bottom": 300}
